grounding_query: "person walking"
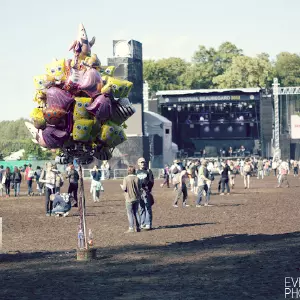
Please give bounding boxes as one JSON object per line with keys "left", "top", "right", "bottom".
{"left": 0, "top": 165, "right": 4, "bottom": 197}
{"left": 66, "top": 164, "right": 79, "bottom": 207}
{"left": 39, "top": 162, "right": 57, "bottom": 216}
{"left": 264, "top": 160, "right": 270, "bottom": 176}
{"left": 100, "top": 161, "right": 106, "bottom": 180}
{"left": 219, "top": 162, "right": 230, "bottom": 195}
{"left": 173, "top": 169, "right": 189, "bottom": 208}
{"left": 189, "top": 160, "right": 199, "bottom": 195}
{"left": 229, "top": 161, "right": 237, "bottom": 189}
{"left": 257, "top": 158, "right": 264, "bottom": 179}
{"left": 272, "top": 160, "right": 278, "bottom": 176}
{"left": 90, "top": 165, "right": 102, "bottom": 202}
{"left": 196, "top": 160, "right": 211, "bottom": 207}
{"left": 293, "top": 160, "right": 299, "bottom": 177}
{"left": 12, "top": 166, "right": 22, "bottom": 197}
{"left": 120, "top": 165, "right": 141, "bottom": 233}
{"left": 160, "top": 164, "right": 170, "bottom": 188}
{"left": 3, "top": 167, "right": 12, "bottom": 197}
{"left": 136, "top": 157, "right": 154, "bottom": 230}
{"left": 243, "top": 159, "right": 253, "bottom": 189}
{"left": 34, "top": 166, "right": 43, "bottom": 196}
{"left": 239, "top": 159, "right": 245, "bottom": 175}
{"left": 25, "top": 164, "right": 35, "bottom": 196}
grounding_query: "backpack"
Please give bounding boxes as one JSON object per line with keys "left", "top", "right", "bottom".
{"left": 39, "top": 170, "right": 46, "bottom": 188}
{"left": 232, "top": 167, "right": 238, "bottom": 175}
{"left": 28, "top": 170, "right": 35, "bottom": 178}
{"left": 56, "top": 174, "right": 64, "bottom": 188}
{"left": 208, "top": 172, "right": 214, "bottom": 181}
{"left": 172, "top": 173, "right": 181, "bottom": 185}
{"left": 171, "top": 166, "right": 179, "bottom": 174}
{"left": 244, "top": 164, "right": 251, "bottom": 173}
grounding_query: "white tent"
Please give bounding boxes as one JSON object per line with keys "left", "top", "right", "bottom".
{"left": 144, "top": 111, "right": 178, "bottom": 166}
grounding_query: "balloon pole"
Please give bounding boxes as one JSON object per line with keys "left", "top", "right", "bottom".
{"left": 78, "top": 163, "right": 88, "bottom": 249}
{"left": 76, "top": 162, "right": 96, "bottom": 261}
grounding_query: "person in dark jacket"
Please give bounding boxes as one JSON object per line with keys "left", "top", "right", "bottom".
{"left": 3, "top": 167, "right": 12, "bottom": 197}
{"left": 34, "top": 166, "right": 43, "bottom": 196}
{"left": 219, "top": 162, "right": 230, "bottom": 195}
{"left": 66, "top": 164, "right": 79, "bottom": 207}
{"left": 0, "top": 165, "right": 4, "bottom": 197}
{"left": 136, "top": 157, "right": 154, "bottom": 230}
{"left": 12, "top": 166, "right": 22, "bottom": 197}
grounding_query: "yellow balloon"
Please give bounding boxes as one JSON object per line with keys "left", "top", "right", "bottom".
{"left": 101, "top": 76, "right": 133, "bottom": 98}
{"left": 45, "top": 59, "right": 67, "bottom": 84}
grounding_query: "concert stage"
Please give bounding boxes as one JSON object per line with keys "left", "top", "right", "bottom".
{"left": 156, "top": 88, "right": 268, "bottom": 157}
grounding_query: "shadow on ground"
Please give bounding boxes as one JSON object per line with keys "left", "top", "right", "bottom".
{"left": 1, "top": 231, "right": 300, "bottom": 300}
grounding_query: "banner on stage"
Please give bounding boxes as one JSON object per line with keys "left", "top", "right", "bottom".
{"left": 291, "top": 115, "right": 300, "bottom": 139}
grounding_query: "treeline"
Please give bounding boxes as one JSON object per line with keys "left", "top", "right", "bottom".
{"left": 143, "top": 41, "right": 300, "bottom": 95}
{"left": 0, "top": 119, "right": 52, "bottom": 160}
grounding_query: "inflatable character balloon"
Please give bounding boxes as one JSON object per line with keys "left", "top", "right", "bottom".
{"left": 27, "top": 23, "right": 135, "bottom": 164}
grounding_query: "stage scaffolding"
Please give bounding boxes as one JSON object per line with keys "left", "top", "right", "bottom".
{"left": 273, "top": 78, "right": 300, "bottom": 159}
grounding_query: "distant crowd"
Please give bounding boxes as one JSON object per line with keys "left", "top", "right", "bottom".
{"left": 159, "top": 157, "right": 297, "bottom": 209}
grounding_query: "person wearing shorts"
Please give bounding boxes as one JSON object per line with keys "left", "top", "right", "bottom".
{"left": 243, "top": 160, "right": 253, "bottom": 189}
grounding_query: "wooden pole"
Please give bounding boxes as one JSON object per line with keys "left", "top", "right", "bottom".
{"left": 78, "top": 164, "right": 88, "bottom": 249}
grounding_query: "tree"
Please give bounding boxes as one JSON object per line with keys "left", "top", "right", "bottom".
{"left": 0, "top": 119, "right": 31, "bottom": 140}
{"left": 188, "top": 42, "right": 243, "bottom": 88}
{"left": 179, "top": 64, "right": 213, "bottom": 89}
{"left": 143, "top": 58, "right": 189, "bottom": 93}
{"left": 23, "top": 141, "right": 52, "bottom": 160}
{"left": 275, "top": 52, "right": 300, "bottom": 86}
{"left": 216, "top": 42, "right": 243, "bottom": 74}
{"left": 213, "top": 54, "right": 274, "bottom": 88}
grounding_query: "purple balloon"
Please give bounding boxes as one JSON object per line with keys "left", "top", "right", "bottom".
{"left": 79, "top": 68, "right": 102, "bottom": 98}
{"left": 86, "top": 94, "right": 112, "bottom": 121}
{"left": 39, "top": 126, "right": 69, "bottom": 148}
{"left": 46, "top": 87, "right": 75, "bottom": 110}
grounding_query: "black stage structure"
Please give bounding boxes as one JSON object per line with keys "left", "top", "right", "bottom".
{"left": 156, "top": 88, "right": 271, "bottom": 158}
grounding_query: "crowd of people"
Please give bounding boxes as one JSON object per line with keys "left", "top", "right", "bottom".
{"left": 0, "top": 155, "right": 299, "bottom": 233}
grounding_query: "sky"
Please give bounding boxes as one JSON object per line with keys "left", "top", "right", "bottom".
{"left": 1, "top": 0, "right": 300, "bottom": 120}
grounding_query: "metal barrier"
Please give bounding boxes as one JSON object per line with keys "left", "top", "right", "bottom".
{"left": 83, "top": 168, "right": 164, "bottom": 180}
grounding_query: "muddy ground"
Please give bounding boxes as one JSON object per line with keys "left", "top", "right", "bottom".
{"left": 1, "top": 174, "right": 300, "bottom": 299}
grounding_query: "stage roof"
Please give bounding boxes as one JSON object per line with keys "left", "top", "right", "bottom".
{"left": 156, "top": 88, "right": 261, "bottom": 96}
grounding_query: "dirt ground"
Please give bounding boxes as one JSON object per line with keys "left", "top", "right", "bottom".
{"left": 1, "top": 174, "right": 300, "bottom": 299}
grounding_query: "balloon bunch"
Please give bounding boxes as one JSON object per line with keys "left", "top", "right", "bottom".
{"left": 26, "top": 24, "right": 135, "bottom": 164}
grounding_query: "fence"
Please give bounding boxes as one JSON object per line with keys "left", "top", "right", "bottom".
{"left": 82, "top": 168, "right": 164, "bottom": 180}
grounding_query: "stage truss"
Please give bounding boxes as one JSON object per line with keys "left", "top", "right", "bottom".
{"left": 273, "top": 79, "right": 300, "bottom": 159}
